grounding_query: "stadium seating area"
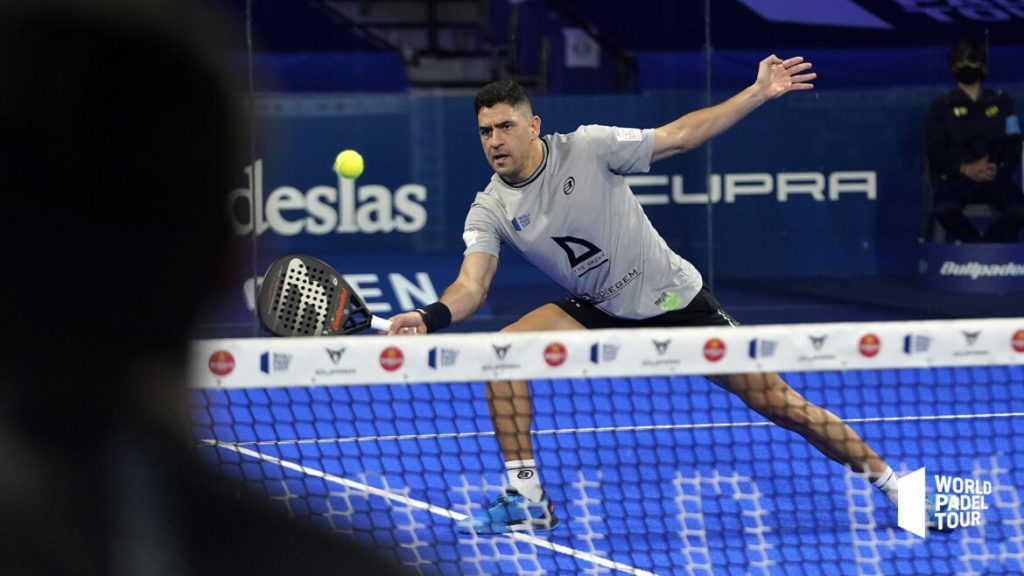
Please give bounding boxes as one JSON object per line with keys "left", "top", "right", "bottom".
{"left": 214, "top": 0, "right": 1024, "bottom": 93}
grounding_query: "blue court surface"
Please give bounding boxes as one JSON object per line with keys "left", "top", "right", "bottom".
{"left": 191, "top": 362, "right": 1024, "bottom": 575}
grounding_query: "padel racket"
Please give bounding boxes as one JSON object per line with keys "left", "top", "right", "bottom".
{"left": 257, "top": 254, "right": 392, "bottom": 336}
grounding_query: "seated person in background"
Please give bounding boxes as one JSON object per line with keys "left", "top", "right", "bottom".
{"left": 925, "top": 38, "right": 1024, "bottom": 243}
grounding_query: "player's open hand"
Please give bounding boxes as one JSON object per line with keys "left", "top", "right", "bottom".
{"left": 384, "top": 311, "right": 427, "bottom": 336}
{"left": 756, "top": 55, "right": 816, "bottom": 100}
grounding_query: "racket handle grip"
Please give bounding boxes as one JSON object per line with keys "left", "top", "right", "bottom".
{"left": 370, "top": 316, "right": 392, "bottom": 332}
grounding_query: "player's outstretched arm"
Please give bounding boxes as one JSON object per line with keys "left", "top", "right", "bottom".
{"left": 651, "top": 54, "right": 815, "bottom": 162}
{"left": 386, "top": 252, "right": 498, "bottom": 335}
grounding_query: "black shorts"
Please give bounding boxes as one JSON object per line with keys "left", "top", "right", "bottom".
{"left": 552, "top": 287, "right": 739, "bottom": 329}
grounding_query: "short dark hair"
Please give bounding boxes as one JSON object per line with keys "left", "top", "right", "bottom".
{"left": 948, "top": 38, "right": 988, "bottom": 68}
{"left": 474, "top": 80, "right": 531, "bottom": 115}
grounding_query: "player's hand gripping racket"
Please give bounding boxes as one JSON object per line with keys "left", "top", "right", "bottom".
{"left": 257, "top": 254, "right": 392, "bottom": 336}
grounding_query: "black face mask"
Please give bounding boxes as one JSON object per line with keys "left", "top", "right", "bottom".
{"left": 954, "top": 66, "right": 986, "bottom": 85}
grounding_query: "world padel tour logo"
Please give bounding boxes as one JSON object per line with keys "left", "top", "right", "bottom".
{"left": 208, "top": 350, "right": 235, "bottom": 377}
{"left": 903, "top": 334, "right": 932, "bottom": 355}
{"left": 544, "top": 342, "right": 567, "bottom": 367}
{"left": 379, "top": 346, "right": 404, "bottom": 372}
{"left": 704, "top": 338, "right": 726, "bottom": 362}
{"left": 590, "top": 343, "right": 619, "bottom": 364}
{"left": 428, "top": 347, "right": 459, "bottom": 369}
{"left": 898, "top": 467, "right": 992, "bottom": 538}
{"left": 931, "top": 474, "right": 991, "bottom": 531}
{"left": 748, "top": 338, "right": 777, "bottom": 359}
{"left": 1013, "top": 329, "right": 1024, "bottom": 352}
{"left": 858, "top": 333, "right": 880, "bottom": 357}
{"left": 260, "top": 351, "right": 292, "bottom": 374}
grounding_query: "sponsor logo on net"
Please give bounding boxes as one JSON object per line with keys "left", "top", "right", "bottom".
{"left": 858, "top": 333, "right": 881, "bottom": 358}
{"left": 800, "top": 334, "right": 836, "bottom": 362}
{"left": 953, "top": 330, "right": 989, "bottom": 358}
{"left": 544, "top": 342, "right": 567, "bottom": 367}
{"left": 379, "top": 346, "right": 404, "bottom": 372}
{"left": 643, "top": 339, "right": 680, "bottom": 367}
{"left": 1014, "top": 329, "right": 1024, "bottom": 353}
{"left": 903, "top": 334, "right": 932, "bottom": 355}
{"left": 428, "top": 347, "right": 459, "bottom": 369}
{"left": 208, "top": 350, "right": 236, "bottom": 377}
{"left": 260, "top": 351, "right": 292, "bottom": 374}
{"left": 483, "top": 344, "right": 520, "bottom": 372}
{"left": 939, "top": 261, "right": 1024, "bottom": 280}
{"left": 748, "top": 338, "right": 778, "bottom": 359}
{"left": 316, "top": 347, "right": 355, "bottom": 377}
{"left": 590, "top": 343, "right": 620, "bottom": 364}
{"left": 703, "top": 338, "right": 726, "bottom": 362}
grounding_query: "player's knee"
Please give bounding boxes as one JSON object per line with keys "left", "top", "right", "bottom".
{"left": 499, "top": 312, "right": 539, "bottom": 333}
{"left": 500, "top": 304, "right": 582, "bottom": 332}
{"left": 499, "top": 321, "right": 528, "bottom": 333}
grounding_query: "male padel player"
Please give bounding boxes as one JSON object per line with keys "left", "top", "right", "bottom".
{"left": 387, "top": 56, "right": 915, "bottom": 535}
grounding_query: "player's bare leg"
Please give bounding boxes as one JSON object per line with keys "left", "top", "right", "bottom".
{"left": 488, "top": 304, "right": 583, "bottom": 458}
{"left": 707, "top": 372, "right": 899, "bottom": 503}
{"left": 487, "top": 379, "right": 533, "bottom": 462}
{"left": 458, "top": 304, "right": 583, "bottom": 534}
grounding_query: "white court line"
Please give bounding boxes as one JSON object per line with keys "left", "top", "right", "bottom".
{"left": 202, "top": 410, "right": 1024, "bottom": 448}
{"left": 200, "top": 411, "right": 1023, "bottom": 573}
{"left": 211, "top": 441, "right": 660, "bottom": 576}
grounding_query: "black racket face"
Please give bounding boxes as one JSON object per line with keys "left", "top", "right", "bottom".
{"left": 258, "top": 255, "right": 364, "bottom": 337}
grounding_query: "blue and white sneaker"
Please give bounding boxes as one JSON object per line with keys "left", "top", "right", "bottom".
{"left": 456, "top": 489, "right": 559, "bottom": 535}
{"left": 926, "top": 493, "right": 955, "bottom": 533}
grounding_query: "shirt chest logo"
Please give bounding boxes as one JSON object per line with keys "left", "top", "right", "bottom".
{"left": 562, "top": 176, "right": 575, "bottom": 195}
{"left": 511, "top": 213, "right": 531, "bottom": 231}
{"left": 552, "top": 235, "right": 608, "bottom": 278}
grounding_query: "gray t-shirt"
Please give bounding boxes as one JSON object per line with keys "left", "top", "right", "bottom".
{"left": 463, "top": 124, "right": 703, "bottom": 320}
